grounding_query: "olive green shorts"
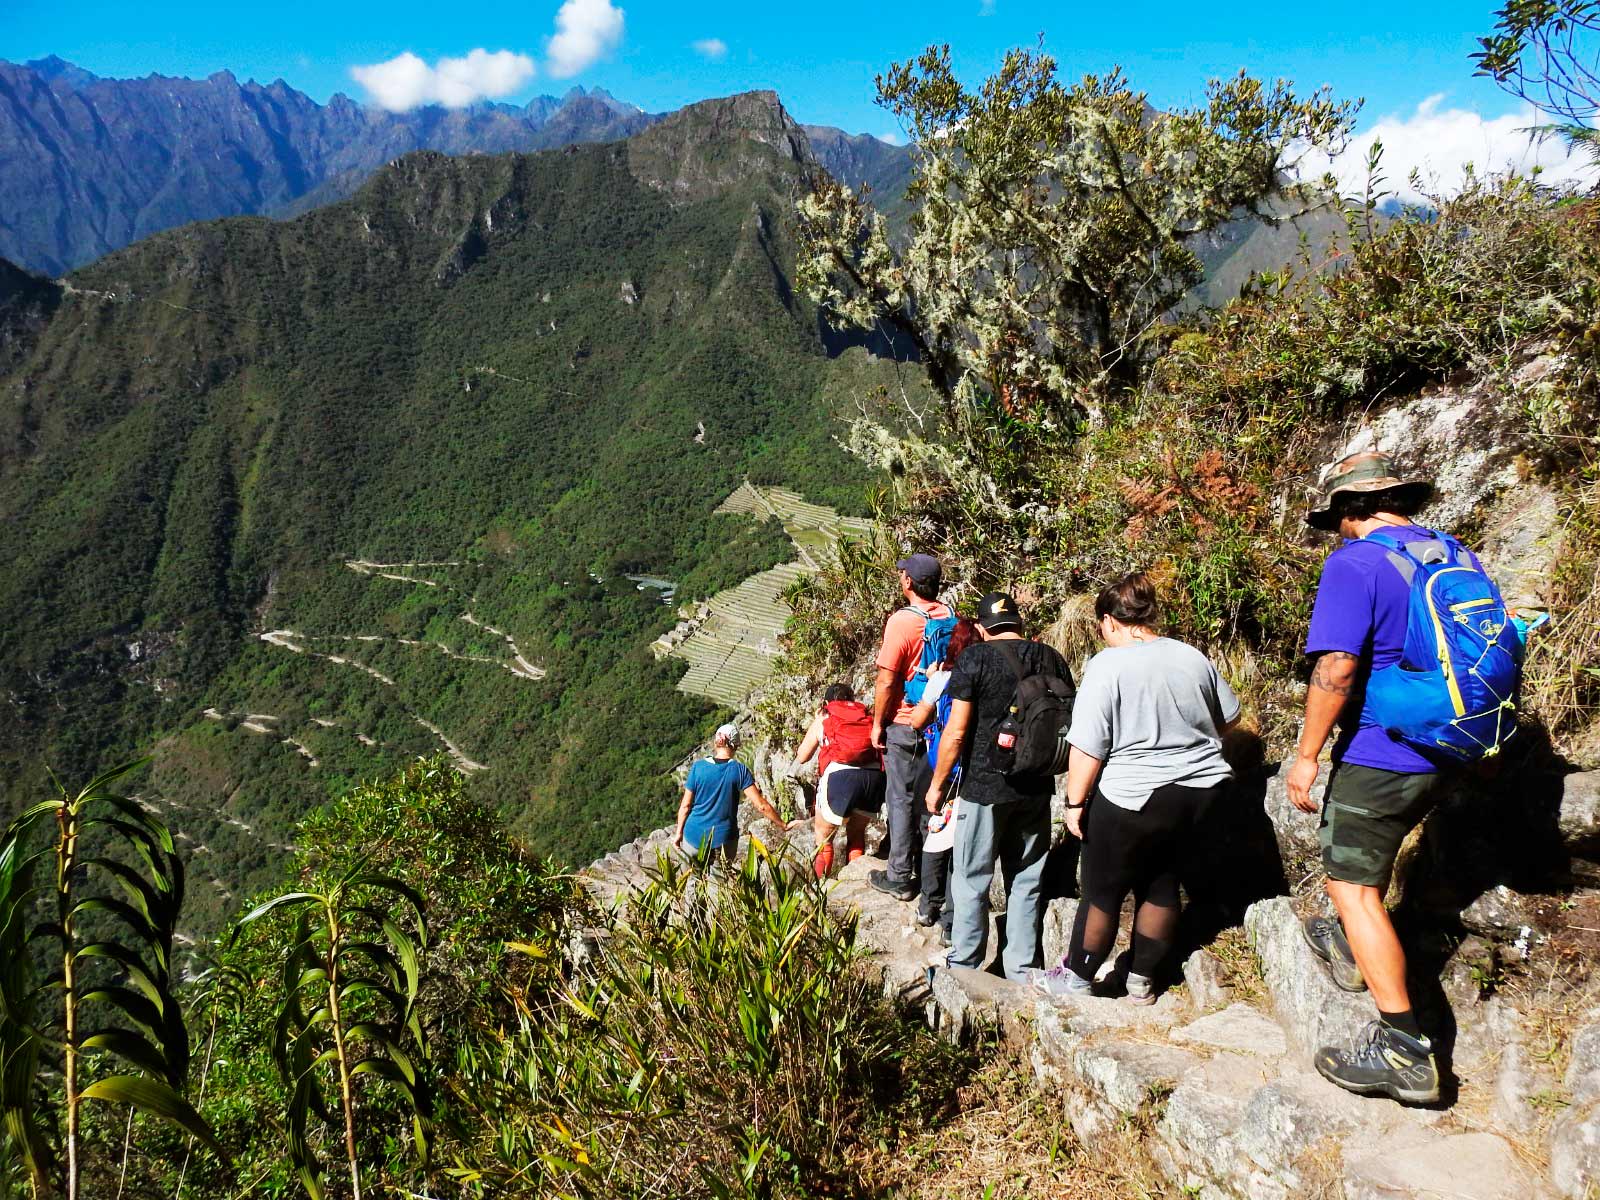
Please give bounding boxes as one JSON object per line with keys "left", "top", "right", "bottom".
{"left": 1318, "top": 763, "right": 1441, "bottom": 889}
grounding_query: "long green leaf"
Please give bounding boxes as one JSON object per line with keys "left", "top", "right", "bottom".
{"left": 78, "top": 1028, "right": 171, "bottom": 1079}
{"left": 79, "top": 1074, "right": 230, "bottom": 1164}
{"left": 232, "top": 892, "right": 320, "bottom": 938}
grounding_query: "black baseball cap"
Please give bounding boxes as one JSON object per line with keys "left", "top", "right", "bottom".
{"left": 976, "top": 591, "right": 1023, "bottom": 632}
{"left": 896, "top": 553, "right": 942, "bottom": 588}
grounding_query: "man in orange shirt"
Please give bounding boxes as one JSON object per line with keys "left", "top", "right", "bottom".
{"left": 870, "top": 554, "right": 953, "bottom": 900}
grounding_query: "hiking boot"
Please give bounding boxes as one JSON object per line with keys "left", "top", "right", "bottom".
{"left": 813, "top": 843, "right": 835, "bottom": 880}
{"left": 868, "top": 869, "right": 917, "bottom": 901}
{"left": 1302, "top": 915, "right": 1366, "bottom": 992}
{"left": 1124, "top": 972, "right": 1157, "bottom": 1006}
{"left": 1028, "top": 961, "right": 1095, "bottom": 997}
{"left": 1315, "top": 1020, "right": 1440, "bottom": 1104}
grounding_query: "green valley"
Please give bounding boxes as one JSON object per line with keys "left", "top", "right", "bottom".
{"left": 0, "top": 91, "right": 899, "bottom": 923}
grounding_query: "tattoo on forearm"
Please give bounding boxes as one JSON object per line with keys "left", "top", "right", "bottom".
{"left": 1310, "top": 651, "right": 1359, "bottom": 697}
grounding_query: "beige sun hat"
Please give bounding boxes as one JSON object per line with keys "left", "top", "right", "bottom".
{"left": 1305, "top": 452, "right": 1434, "bottom": 531}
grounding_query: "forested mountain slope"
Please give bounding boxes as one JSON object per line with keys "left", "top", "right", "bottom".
{"left": 0, "top": 91, "right": 896, "bottom": 927}
{"left": 0, "top": 57, "right": 915, "bottom": 274}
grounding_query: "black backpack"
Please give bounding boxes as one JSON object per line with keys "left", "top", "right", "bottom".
{"left": 988, "top": 641, "right": 1075, "bottom": 778}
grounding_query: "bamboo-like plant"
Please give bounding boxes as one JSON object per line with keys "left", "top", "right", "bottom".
{"left": 0, "top": 759, "right": 226, "bottom": 1198}
{"left": 234, "top": 869, "right": 429, "bottom": 1200}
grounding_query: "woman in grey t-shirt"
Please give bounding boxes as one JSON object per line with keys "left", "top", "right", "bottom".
{"left": 1032, "top": 573, "right": 1239, "bottom": 1004}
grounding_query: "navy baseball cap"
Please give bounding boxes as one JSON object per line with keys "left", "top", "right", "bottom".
{"left": 896, "top": 554, "right": 943, "bottom": 588}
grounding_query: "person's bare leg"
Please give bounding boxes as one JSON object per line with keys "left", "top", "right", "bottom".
{"left": 1327, "top": 879, "right": 1409, "bottom": 1013}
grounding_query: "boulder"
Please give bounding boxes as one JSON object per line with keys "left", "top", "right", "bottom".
{"left": 1040, "top": 896, "right": 1078, "bottom": 968}
{"left": 1260, "top": 765, "right": 1323, "bottom": 868}
{"left": 1172, "top": 1003, "right": 1290, "bottom": 1058}
{"left": 1459, "top": 884, "right": 1548, "bottom": 940}
{"left": 1183, "top": 946, "right": 1235, "bottom": 1012}
{"left": 1559, "top": 772, "right": 1600, "bottom": 858}
{"left": 1345, "top": 1130, "right": 1547, "bottom": 1200}
{"left": 929, "top": 966, "right": 1032, "bottom": 1042}
{"left": 1245, "top": 896, "right": 1376, "bottom": 1055}
{"left": 1551, "top": 1100, "right": 1600, "bottom": 1199}
{"left": 1567, "top": 1013, "right": 1600, "bottom": 1107}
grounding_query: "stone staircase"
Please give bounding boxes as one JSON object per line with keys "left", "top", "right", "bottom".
{"left": 582, "top": 807, "right": 1598, "bottom": 1200}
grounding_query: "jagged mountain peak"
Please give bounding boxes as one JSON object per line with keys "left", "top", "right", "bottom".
{"left": 627, "top": 91, "right": 815, "bottom": 203}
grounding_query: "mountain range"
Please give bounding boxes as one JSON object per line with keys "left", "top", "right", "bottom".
{"left": 0, "top": 89, "right": 902, "bottom": 928}
{"left": 0, "top": 57, "right": 914, "bottom": 275}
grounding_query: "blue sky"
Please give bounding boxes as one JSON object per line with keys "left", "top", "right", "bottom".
{"left": 0, "top": 0, "right": 1530, "bottom": 133}
{"left": 3, "top": 0, "right": 1591, "bottom": 195}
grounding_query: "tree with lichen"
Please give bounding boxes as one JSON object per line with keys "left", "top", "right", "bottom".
{"left": 797, "top": 46, "right": 1356, "bottom": 470}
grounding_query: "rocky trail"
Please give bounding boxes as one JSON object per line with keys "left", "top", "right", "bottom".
{"left": 583, "top": 761, "right": 1600, "bottom": 1200}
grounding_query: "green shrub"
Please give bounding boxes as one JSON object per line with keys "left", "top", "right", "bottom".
{"left": 450, "top": 842, "right": 969, "bottom": 1199}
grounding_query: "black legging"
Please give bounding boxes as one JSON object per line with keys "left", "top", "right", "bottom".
{"left": 1067, "top": 781, "right": 1225, "bottom": 981}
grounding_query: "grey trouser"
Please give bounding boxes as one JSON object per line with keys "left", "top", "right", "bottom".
{"left": 948, "top": 795, "right": 1050, "bottom": 981}
{"left": 884, "top": 722, "right": 923, "bottom": 884}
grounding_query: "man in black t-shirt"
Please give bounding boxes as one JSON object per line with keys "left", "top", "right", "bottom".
{"left": 925, "top": 591, "right": 1074, "bottom": 981}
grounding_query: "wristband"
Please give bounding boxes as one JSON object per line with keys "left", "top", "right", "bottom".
{"left": 1065, "top": 801, "right": 1087, "bottom": 810}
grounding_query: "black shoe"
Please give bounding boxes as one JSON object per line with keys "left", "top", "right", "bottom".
{"left": 915, "top": 907, "right": 940, "bottom": 927}
{"left": 869, "top": 869, "right": 917, "bottom": 901}
{"left": 1302, "top": 915, "right": 1366, "bottom": 992}
{"left": 1315, "top": 1020, "right": 1440, "bottom": 1104}
{"left": 938, "top": 924, "right": 951, "bottom": 948}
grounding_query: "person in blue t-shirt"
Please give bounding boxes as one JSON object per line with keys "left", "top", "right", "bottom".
{"left": 1287, "top": 451, "right": 1470, "bottom": 1106}
{"left": 672, "top": 722, "right": 793, "bottom": 866}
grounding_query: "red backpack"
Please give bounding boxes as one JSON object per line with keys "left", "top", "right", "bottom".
{"left": 820, "top": 700, "right": 880, "bottom": 772}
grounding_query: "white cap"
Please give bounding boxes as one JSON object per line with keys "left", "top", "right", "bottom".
{"left": 714, "top": 722, "right": 741, "bottom": 748}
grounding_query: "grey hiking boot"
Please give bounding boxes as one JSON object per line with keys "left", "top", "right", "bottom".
{"left": 1302, "top": 915, "right": 1366, "bottom": 992}
{"left": 1315, "top": 1020, "right": 1440, "bottom": 1104}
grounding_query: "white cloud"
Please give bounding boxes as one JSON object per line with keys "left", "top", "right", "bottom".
{"left": 1317, "top": 94, "right": 1594, "bottom": 205}
{"left": 691, "top": 38, "right": 728, "bottom": 61}
{"left": 547, "top": 0, "right": 625, "bottom": 79}
{"left": 879, "top": 131, "right": 905, "bottom": 146}
{"left": 351, "top": 48, "right": 535, "bottom": 111}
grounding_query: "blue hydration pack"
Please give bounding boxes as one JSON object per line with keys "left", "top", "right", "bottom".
{"left": 1363, "top": 529, "right": 1525, "bottom": 762}
{"left": 903, "top": 605, "right": 958, "bottom": 707}
{"left": 922, "top": 686, "right": 963, "bottom": 789}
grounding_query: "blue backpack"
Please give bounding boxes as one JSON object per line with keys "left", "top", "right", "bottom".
{"left": 903, "top": 604, "right": 958, "bottom": 707}
{"left": 1363, "top": 529, "right": 1525, "bottom": 762}
{"left": 923, "top": 686, "right": 963, "bottom": 787}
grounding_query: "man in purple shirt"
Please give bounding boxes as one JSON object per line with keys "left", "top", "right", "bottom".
{"left": 1287, "top": 452, "right": 1458, "bottom": 1105}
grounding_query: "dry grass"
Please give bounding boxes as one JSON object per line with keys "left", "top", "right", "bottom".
{"left": 1207, "top": 926, "right": 1268, "bottom": 1007}
{"left": 853, "top": 1046, "right": 1171, "bottom": 1199}
{"left": 1523, "top": 475, "right": 1600, "bottom": 758}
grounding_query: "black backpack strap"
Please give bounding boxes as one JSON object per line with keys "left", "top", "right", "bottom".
{"left": 995, "top": 639, "right": 1028, "bottom": 685}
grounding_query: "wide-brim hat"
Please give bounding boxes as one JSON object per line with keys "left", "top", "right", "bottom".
{"left": 1305, "top": 452, "right": 1434, "bottom": 531}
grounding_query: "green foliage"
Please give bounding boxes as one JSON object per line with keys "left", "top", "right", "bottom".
{"left": 0, "top": 759, "right": 224, "bottom": 1198}
{"left": 0, "top": 114, "right": 894, "bottom": 906}
{"left": 235, "top": 869, "right": 429, "bottom": 1200}
{"left": 798, "top": 45, "right": 1355, "bottom": 464}
{"left": 1474, "top": 0, "right": 1599, "bottom": 127}
{"left": 449, "top": 842, "right": 966, "bottom": 1198}
{"left": 787, "top": 110, "right": 1600, "bottom": 744}
{"left": 168, "top": 760, "right": 573, "bottom": 1199}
